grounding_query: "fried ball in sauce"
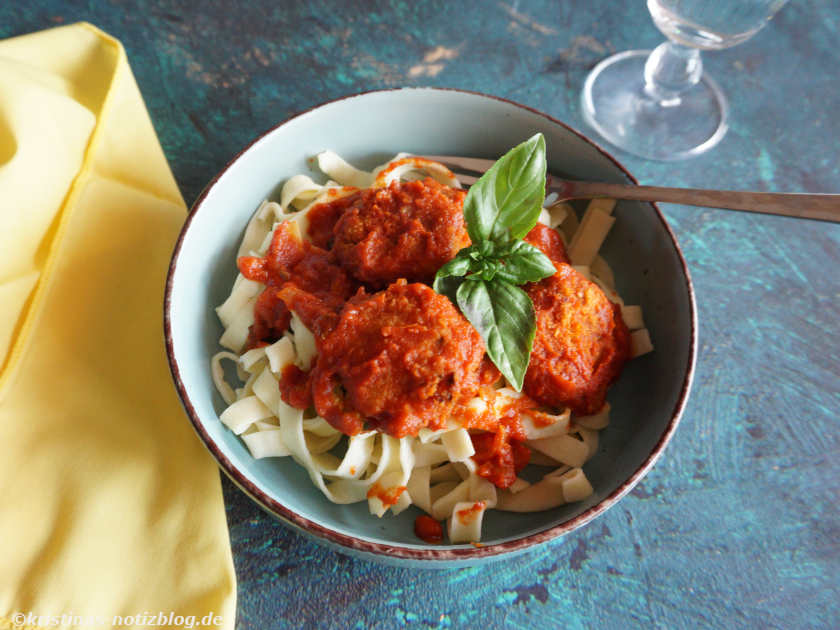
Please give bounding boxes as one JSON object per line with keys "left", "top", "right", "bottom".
{"left": 311, "top": 281, "right": 485, "bottom": 438}
{"left": 524, "top": 263, "right": 630, "bottom": 415}
{"left": 330, "top": 178, "right": 470, "bottom": 287}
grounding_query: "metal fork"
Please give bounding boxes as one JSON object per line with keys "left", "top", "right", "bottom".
{"left": 422, "top": 155, "right": 840, "bottom": 223}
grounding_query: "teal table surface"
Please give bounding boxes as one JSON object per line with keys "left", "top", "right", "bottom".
{"left": 3, "top": 2, "right": 838, "bottom": 628}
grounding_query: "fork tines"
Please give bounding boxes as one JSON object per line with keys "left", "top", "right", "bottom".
{"left": 422, "top": 155, "right": 495, "bottom": 173}
{"left": 421, "top": 155, "right": 497, "bottom": 187}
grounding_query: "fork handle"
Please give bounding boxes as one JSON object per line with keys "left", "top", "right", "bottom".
{"left": 555, "top": 180, "right": 840, "bottom": 223}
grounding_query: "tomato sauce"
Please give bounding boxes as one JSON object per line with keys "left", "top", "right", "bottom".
{"left": 455, "top": 501, "right": 486, "bottom": 526}
{"left": 373, "top": 157, "right": 455, "bottom": 184}
{"left": 366, "top": 483, "right": 407, "bottom": 508}
{"left": 306, "top": 189, "right": 361, "bottom": 250}
{"left": 278, "top": 364, "right": 311, "bottom": 410}
{"left": 470, "top": 429, "right": 530, "bottom": 489}
{"left": 457, "top": 387, "right": 534, "bottom": 437}
{"left": 478, "top": 358, "right": 501, "bottom": 386}
{"left": 243, "top": 286, "right": 291, "bottom": 350}
{"left": 414, "top": 515, "right": 443, "bottom": 543}
{"left": 238, "top": 222, "right": 358, "bottom": 348}
{"left": 524, "top": 222, "right": 570, "bottom": 266}
{"left": 447, "top": 387, "right": 539, "bottom": 489}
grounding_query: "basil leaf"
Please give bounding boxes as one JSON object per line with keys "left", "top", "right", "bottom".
{"left": 434, "top": 275, "right": 465, "bottom": 303}
{"left": 456, "top": 278, "right": 536, "bottom": 391}
{"left": 433, "top": 253, "right": 469, "bottom": 303}
{"left": 495, "top": 240, "right": 557, "bottom": 285}
{"left": 435, "top": 252, "right": 472, "bottom": 280}
{"left": 463, "top": 134, "right": 546, "bottom": 243}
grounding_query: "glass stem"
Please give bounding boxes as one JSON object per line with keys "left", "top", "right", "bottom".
{"left": 643, "top": 41, "right": 703, "bottom": 106}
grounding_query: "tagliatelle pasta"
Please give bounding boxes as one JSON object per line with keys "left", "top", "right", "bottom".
{"left": 211, "top": 152, "right": 654, "bottom": 544}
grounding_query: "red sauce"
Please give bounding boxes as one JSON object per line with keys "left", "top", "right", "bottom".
{"left": 446, "top": 374, "right": 546, "bottom": 489}
{"left": 373, "top": 157, "right": 455, "bottom": 184}
{"left": 524, "top": 222, "right": 570, "bottom": 266}
{"left": 238, "top": 222, "right": 359, "bottom": 348}
{"left": 414, "top": 515, "right": 443, "bottom": 543}
{"left": 455, "top": 501, "right": 486, "bottom": 526}
{"left": 245, "top": 287, "right": 291, "bottom": 349}
{"left": 366, "top": 483, "right": 407, "bottom": 508}
{"left": 278, "top": 364, "right": 311, "bottom": 410}
{"left": 457, "top": 387, "right": 535, "bottom": 437}
{"left": 529, "top": 409, "right": 561, "bottom": 428}
{"left": 306, "top": 189, "right": 361, "bottom": 249}
{"left": 478, "top": 358, "right": 502, "bottom": 386}
{"left": 470, "top": 429, "right": 530, "bottom": 489}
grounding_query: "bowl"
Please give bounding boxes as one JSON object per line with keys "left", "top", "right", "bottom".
{"left": 164, "top": 88, "right": 696, "bottom": 567}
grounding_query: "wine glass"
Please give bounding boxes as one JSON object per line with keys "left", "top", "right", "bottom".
{"left": 581, "top": 0, "right": 789, "bottom": 161}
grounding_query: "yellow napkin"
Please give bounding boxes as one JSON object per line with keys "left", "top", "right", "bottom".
{"left": 0, "top": 23, "right": 236, "bottom": 629}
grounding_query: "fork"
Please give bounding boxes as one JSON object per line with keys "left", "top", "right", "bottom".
{"left": 422, "top": 155, "right": 840, "bottom": 223}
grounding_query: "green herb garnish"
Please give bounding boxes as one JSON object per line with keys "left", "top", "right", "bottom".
{"left": 433, "top": 134, "right": 556, "bottom": 391}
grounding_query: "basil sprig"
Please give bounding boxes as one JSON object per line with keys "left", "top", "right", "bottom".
{"left": 433, "top": 134, "right": 555, "bottom": 391}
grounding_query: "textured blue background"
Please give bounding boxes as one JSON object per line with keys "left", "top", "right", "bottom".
{"left": 3, "top": 2, "right": 838, "bottom": 628}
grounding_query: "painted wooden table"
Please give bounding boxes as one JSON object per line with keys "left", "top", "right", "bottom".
{"left": 4, "top": 1, "right": 838, "bottom": 628}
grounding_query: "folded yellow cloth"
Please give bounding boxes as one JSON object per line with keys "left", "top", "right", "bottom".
{"left": 0, "top": 23, "right": 236, "bottom": 629}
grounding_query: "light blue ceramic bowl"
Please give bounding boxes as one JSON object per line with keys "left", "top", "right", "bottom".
{"left": 165, "top": 88, "right": 696, "bottom": 568}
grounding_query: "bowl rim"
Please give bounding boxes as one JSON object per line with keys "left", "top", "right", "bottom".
{"left": 164, "top": 86, "right": 697, "bottom": 562}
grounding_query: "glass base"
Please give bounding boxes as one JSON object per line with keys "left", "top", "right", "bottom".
{"left": 581, "top": 50, "right": 728, "bottom": 161}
